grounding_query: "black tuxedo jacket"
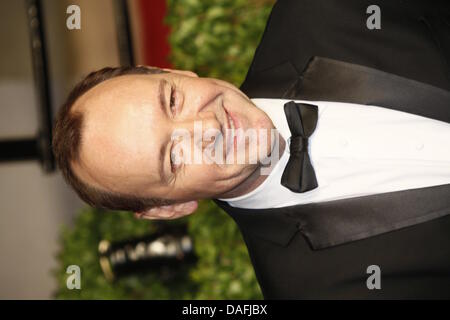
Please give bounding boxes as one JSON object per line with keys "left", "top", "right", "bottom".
{"left": 215, "top": 0, "right": 450, "bottom": 299}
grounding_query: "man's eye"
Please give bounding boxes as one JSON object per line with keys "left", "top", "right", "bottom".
{"left": 170, "top": 140, "right": 184, "bottom": 174}
{"left": 170, "top": 87, "right": 176, "bottom": 114}
{"left": 170, "top": 151, "right": 175, "bottom": 172}
{"left": 170, "top": 147, "right": 178, "bottom": 173}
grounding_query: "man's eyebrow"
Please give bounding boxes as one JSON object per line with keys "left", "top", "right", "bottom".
{"left": 158, "top": 79, "right": 170, "bottom": 185}
{"left": 159, "top": 143, "right": 167, "bottom": 184}
{"left": 159, "top": 79, "right": 167, "bottom": 113}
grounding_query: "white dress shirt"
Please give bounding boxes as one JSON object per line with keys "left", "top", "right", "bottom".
{"left": 219, "top": 99, "right": 450, "bottom": 209}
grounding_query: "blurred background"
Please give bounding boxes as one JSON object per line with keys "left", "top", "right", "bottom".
{"left": 0, "top": 0, "right": 274, "bottom": 299}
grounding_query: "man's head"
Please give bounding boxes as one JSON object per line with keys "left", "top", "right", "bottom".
{"left": 53, "top": 66, "right": 275, "bottom": 219}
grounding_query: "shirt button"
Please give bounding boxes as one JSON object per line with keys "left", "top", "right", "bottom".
{"left": 416, "top": 142, "right": 424, "bottom": 151}
{"left": 339, "top": 138, "right": 348, "bottom": 147}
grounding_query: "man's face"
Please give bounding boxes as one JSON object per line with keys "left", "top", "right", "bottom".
{"left": 71, "top": 71, "right": 275, "bottom": 203}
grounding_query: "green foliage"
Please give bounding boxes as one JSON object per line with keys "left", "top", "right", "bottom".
{"left": 54, "top": 202, "right": 261, "bottom": 299}
{"left": 187, "top": 201, "right": 262, "bottom": 299}
{"left": 54, "top": 0, "right": 275, "bottom": 299}
{"left": 166, "top": 0, "right": 275, "bottom": 86}
{"left": 54, "top": 208, "right": 195, "bottom": 299}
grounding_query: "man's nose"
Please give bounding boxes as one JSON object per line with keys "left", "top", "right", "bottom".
{"left": 173, "top": 112, "right": 222, "bottom": 150}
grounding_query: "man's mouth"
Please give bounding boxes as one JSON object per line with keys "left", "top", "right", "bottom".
{"left": 223, "top": 108, "right": 239, "bottom": 158}
{"left": 227, "top": 113, "right": 235, "bottom": 130}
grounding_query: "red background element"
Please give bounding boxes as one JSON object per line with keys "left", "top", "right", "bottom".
{"left": 138, "top": 0, "right": 172, "bottom": 68}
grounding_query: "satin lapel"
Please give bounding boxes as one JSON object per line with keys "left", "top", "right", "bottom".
{"left": 216, "top": 184, "right": 450, "bottom": 250}
{"left": 215, "top": 199, "right": 301, "bottom": 247}
{"left": 239, "top": 59, "right": 300, "bottom": 100}
{"left": 287, "top": 56, "right": 450, "bottom": 123}
{"left": 241, "top": 56, "right": 450, "bottom": 123}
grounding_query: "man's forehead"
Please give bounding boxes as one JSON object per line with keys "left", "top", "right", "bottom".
{"left": 72, "top": 74, "right": 162, "bottom": 114}
{"left": 72, "top": 153, "right": 161, "bottom": 197}
{"left": 72, "top": 75, "right": 167, "bottom": 194}
{"left": 79, "top": 75, "right": 166, "bottom": 142}
{"left": 74, "top": 128, "right": 163, "bottom": 195}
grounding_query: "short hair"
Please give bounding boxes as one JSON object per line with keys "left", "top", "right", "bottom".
{"left": 52, "top": 66, "right": 176, "bottom": 212}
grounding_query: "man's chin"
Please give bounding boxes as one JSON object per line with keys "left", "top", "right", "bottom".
{"left": 214, "top": 163, "right": 261, "bottom": 199}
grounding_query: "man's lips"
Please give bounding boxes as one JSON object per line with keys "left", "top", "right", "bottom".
{"left": 223, "top": 108, "right": 240, "bottom": 158}
{"left": 225, "top": 110, "right": 234, "bottom": 130}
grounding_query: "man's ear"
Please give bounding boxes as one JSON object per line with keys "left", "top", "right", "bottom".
{"left": 134, "top": 201, "right": 198, "bottom": 220}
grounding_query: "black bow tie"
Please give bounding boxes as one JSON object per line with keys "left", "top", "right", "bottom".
{"left": 281, "top": 101, "right": 319, "bottom": 193}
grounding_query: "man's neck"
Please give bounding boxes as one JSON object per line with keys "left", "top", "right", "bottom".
{"left": 217, "top": 133, "right": 286, "bottom": 199}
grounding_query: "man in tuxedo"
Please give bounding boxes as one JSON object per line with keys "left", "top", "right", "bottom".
{"left": 52, "top": 0, "right": 450, "bottom": 298}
